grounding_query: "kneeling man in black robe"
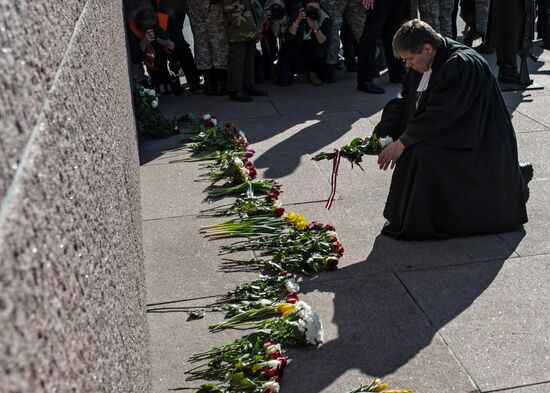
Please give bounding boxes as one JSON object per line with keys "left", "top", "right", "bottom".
{"left": 373, "top": 19, "right": 529, "bottom": 240}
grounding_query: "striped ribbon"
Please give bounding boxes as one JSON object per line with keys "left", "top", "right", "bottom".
{"left": 325, "top": 148, "right": 342, "bottom": 210}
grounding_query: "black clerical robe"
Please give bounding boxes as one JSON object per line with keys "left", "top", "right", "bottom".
{"left": 374, "top": 38, "right": 528, "bottom": 239}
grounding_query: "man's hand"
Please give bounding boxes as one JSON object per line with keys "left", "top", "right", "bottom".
{"left": 156, "top": 37, "right": 175, "bottom": 51}
{"left": 307, "top": 18, "right": 319, "bottom": 29}
{"left": 377, "top": 140, "right": 405, "bottom": 170}
{"left": 140, "top": 29, "right": 155, "bottom": 51}
{"left": 362, "top": 0, "right": 374, "bottom": 9}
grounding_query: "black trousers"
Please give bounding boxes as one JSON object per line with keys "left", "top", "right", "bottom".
{"left": 227, "top": 41, "right": 256, "bottom": 92}
{"left": 277, "top": 41, "right": 327, "bottom": 85}
{"left": 357, "top": 0, "right": 406, "bottom": 83}
{"left": 167, "top": 12, "right": 201, "bottom": 85}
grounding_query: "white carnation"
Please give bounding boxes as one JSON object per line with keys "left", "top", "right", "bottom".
{"left": 261, "top": 381, "right": 280, "bottom": 393}
{"left": 259, "top": 299, "right": 272, "bottom": 306}
{"left": 203, "top": 113, "right": 211, "bottom": 120}
{"left": 284, "top": 278, "right": 300, "bottom": 294}
{"left": 260, "top": 360, "right": 280, "bottom": 368}
{"left": 151, "top": 99, "right": 158, "bottom": 109}
{"left": 147, "top": 89, "right": 156, "bottom": 96}
{"left": 325, "top": 231, "right": 338, "bottom": 239}
{"left": 233, "top": 157, "right": 244, "bottom": 167}
{"left": 211, "top": 118, "right": 218, "bottom": 126}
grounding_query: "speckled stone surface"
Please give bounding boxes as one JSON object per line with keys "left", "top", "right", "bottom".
{"left": 1, "top": 1, "right": 150, "bottom": 392}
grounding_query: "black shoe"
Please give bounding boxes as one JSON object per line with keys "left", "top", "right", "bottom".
{"left": 519, "top": 162, "right": 534, "bottom": 202}
{"left": 357, "top": 81, "right": 385, "bottom": 94}
{"left": 229, "top": 91, "right": 253, "bottom": 102}
{"left": 244, "top": 85, "right": 268, "bottom": 96}
{"left": 473, "top": 43, "right": 494, "bottom": 54}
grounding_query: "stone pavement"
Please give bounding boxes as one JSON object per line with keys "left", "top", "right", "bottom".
{"left": 139, "top": 49, "right": 550, "bottom": 392}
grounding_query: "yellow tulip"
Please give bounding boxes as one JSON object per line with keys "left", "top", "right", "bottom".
{"left": 276, "top": 303, "right": 296, "bottom": 317}
{"left": 372, "top": 384, "right": 389, "bottom": 392}
{"left": 372, "top": 379, "right": 381, "bottom": 385}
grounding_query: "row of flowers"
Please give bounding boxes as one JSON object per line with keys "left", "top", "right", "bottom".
{"left": 165, "top": 113, "right": 411, "bottom": 393}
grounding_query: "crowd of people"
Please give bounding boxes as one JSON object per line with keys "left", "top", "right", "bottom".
{"left": 124, "top": 0, "right": 550, "bottom": 101}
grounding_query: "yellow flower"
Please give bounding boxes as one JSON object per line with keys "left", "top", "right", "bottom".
{"left": 283, "top": 211, "right": 298, "bottom": 223}
{"left": 372, "top": 379, "right": 381, "bottom": 385}
{"left": 372, "top": 384, "right": 389, "bottom": 392}
{"left": 276, "top": 303, "right": 296, "bottom": 317}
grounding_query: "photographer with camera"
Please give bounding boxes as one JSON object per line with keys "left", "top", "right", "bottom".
{"left": 128, "top": 6, "right": 183, "bottom": 94}
{"left": 260, "top": 0, "right": 289, "bottom": 79}
{"left": 277, "top": 0, "right": 331, "bottom": 86}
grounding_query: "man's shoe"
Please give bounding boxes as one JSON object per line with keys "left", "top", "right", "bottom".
{"left": 308, "top": 72, "right": 323, "bottom": 86}
{"left": 244, "top": 85, "right": 268, "bottom": 96}
{"left": 229, "top": 91, "right": 253, "bottom": 102}
{"left": 357, "top": 81, "right": 385, "bottom": 94}
{"left": 519, "top": 162, "right": 534, "bottom": 202}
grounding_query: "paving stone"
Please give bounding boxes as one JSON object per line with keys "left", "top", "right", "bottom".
{"left": 515, "top": 133, "right": 550, "bottom": 181}
{"left": 397, "top": 255, "right": 550, "bottom": 392}
{"left": 496, "top": 382, "right": 550, "bottom": 392}
{"left": 510, "top": 95, "right": 550, "bottom": 125}
{"left": 508, "top": 111, "right": 549, "bottom": 133}
{"left": 139, "top": 134, "right": 190, "bottom": 166}
{"left": 143, "top": 215, "right": 259, "bottom": 304}
{"left": 148, "top": 310, "right": 256, "bottom": 393}
{"left": 499, "top": 181, "right": 550, "bottom": 257}
{"left": 281, "top": 275, "right": 477, "bottom": 393}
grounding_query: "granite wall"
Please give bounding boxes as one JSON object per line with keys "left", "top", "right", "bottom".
{"left": 0, "top": 1, "right": 151, "bottom": 392}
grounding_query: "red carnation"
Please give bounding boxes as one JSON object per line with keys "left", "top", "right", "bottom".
{"left": 205, "top": 120, "right": 215, "bottom": 128}
{"left": 248, "top": 168, "right": 257, "bottom": 179}
{"left": 286, "top": 293, "right": 299, "bottom": 304}
{"left": 274, "top": 207, "right": 285, "bottom": 217}
{"left": 263, "top": 341, "right": 274, "bottom": 348}
{"left": 325, "top": 224, "right": 335, "bottom": 231}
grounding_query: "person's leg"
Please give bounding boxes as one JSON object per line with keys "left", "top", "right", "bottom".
{"left": 496, "top": 48, "right": 519, "bottom": 83}
{"left": 417, "top": 0, "right": 441, "bottom": 32}
{"left": 227, "top": 42, "right": 247, "bottom": 94}
{"left": 357, "top": 0, "right": 393, "bottom": 92}
{"left": 381, "top": 0, "right": 406, "bottom": 82}
{"left": 207, "top": 1, "right": 229, "bottom": 95}
{"left": 276, "top": 51, "right": 296, "bottom": 86}
{"left": 187, "top": 0, "right": 214, "bottom": 93}
{"left": 438, "top": 0, "right": 454, "bottom": 37}
{"left": 342, "top": 0, "right": 366, "bottom": 70}
{"left": 244, "top": 41, "right": 268, "bottom": 96}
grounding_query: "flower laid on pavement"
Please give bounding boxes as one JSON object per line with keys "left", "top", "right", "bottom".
{"left": 312, "top": 134, "right": 394, "bottom": 169}
{"left": 134, "top": 86, "right": 178, "bottom": 138}
{"left": 220, "top": 222, "right": 344, "bottom": 274}
{"left": 347, "top": 378, "right": 413, "bottom": 393}
{"left": 207, "top": 180, "right": 281, "bottom": 199}
{"left": 199, "top": 194, "right": 283, "bottom": 218}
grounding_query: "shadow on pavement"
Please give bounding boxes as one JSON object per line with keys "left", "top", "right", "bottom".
{"left": 282, "top": 230, "right": 525, "bottom": 392}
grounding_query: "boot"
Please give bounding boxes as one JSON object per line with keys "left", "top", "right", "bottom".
{"left": 519, "top": 162, "right": 534, "bottom": 202}
{"left": 214, "top": 69, "right": 228, "bottom": 96}
{"left": 203, "top": 69, "right": 215, "bottom": 96}
{"left": 497, "top": 49, "right": 521, "bottom": 84}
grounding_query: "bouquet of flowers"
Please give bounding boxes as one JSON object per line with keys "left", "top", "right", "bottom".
{"left": 134, "top": 86, "right": 178, "bottom": 138}
{"left": 198, "top": 153, "right": 258, "bottom": 185}
{"left": 221, "top": 222, "right": 344, "bottom": 274}
{"left": 187, "top": 121, "right": 249, "bottom": 153}
{"left": 199, "top": 192, "right": 283, "bottom": 218}
{"left": 312, "top": 134, "right": 394, "bottom": 169}
{"left": 207, "top": 180, "right": 281, "bottom": 199}
{"left": 181, "top": 333, "right": 287, "bottom": 393}
{"left": 347, "top": 378, "right": 413, "bottom": 393}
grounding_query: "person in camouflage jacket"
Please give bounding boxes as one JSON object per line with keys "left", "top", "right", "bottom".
{"left": 223, "top": 0, "right": 268, "bottom": 101}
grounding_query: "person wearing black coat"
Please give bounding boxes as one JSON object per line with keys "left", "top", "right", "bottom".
{"left": 485, "top": 0, "right": 533, "bottom": 83}
{"left": 373, "top": 20, "right": 529, "bottom": 239}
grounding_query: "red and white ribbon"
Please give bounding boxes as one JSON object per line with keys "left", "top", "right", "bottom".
{"left": 325, "top": 148, "right": 341, "bottom": 210}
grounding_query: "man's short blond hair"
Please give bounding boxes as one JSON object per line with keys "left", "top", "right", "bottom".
{"left": 392, "top": 19, "right": 443, "bottom": 57}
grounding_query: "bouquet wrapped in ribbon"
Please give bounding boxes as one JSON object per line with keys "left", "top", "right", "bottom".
{"left": 311, "top": 134, "right": 393, "bottom": 209}
{"left": 187, "top": 121, "right": 249, "bottom": 153}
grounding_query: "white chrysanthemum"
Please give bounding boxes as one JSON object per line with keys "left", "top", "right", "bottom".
{"left": 380, "top": 136, "right": 394, "bottom": 148}
{"left": 295, "top": 301, "right": 312, "bottom": 314}
{"left": 147, "top": 89, "right": 156, "bottom": 96}
{"left": 203, "top": 113, "right": 211, "bottom": 120}
{"left": 151, "top": 99, "right": 158, "bottom": 109}
{"left": 304, "top": 312, "right": 324, "bottom": 344}
{"left": 261, "top": 381, "right": 280, "bottom": 393}
{"left": 297, "top": 319, "right": 307, "bottom": 333}
{"left": 211, "top": 118, "right": 218, "bottom": 126}
{"left": 274, "top": 200, "right": 282, "bottom": 208}
{"left": 325, "top": 230, "right": 338, "bottom": 239}
{"left": 265, "top": 344, "right": 282, "bottom": 355}
{"left": 284, "top": 278, "right": 300, "bottom": 294}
